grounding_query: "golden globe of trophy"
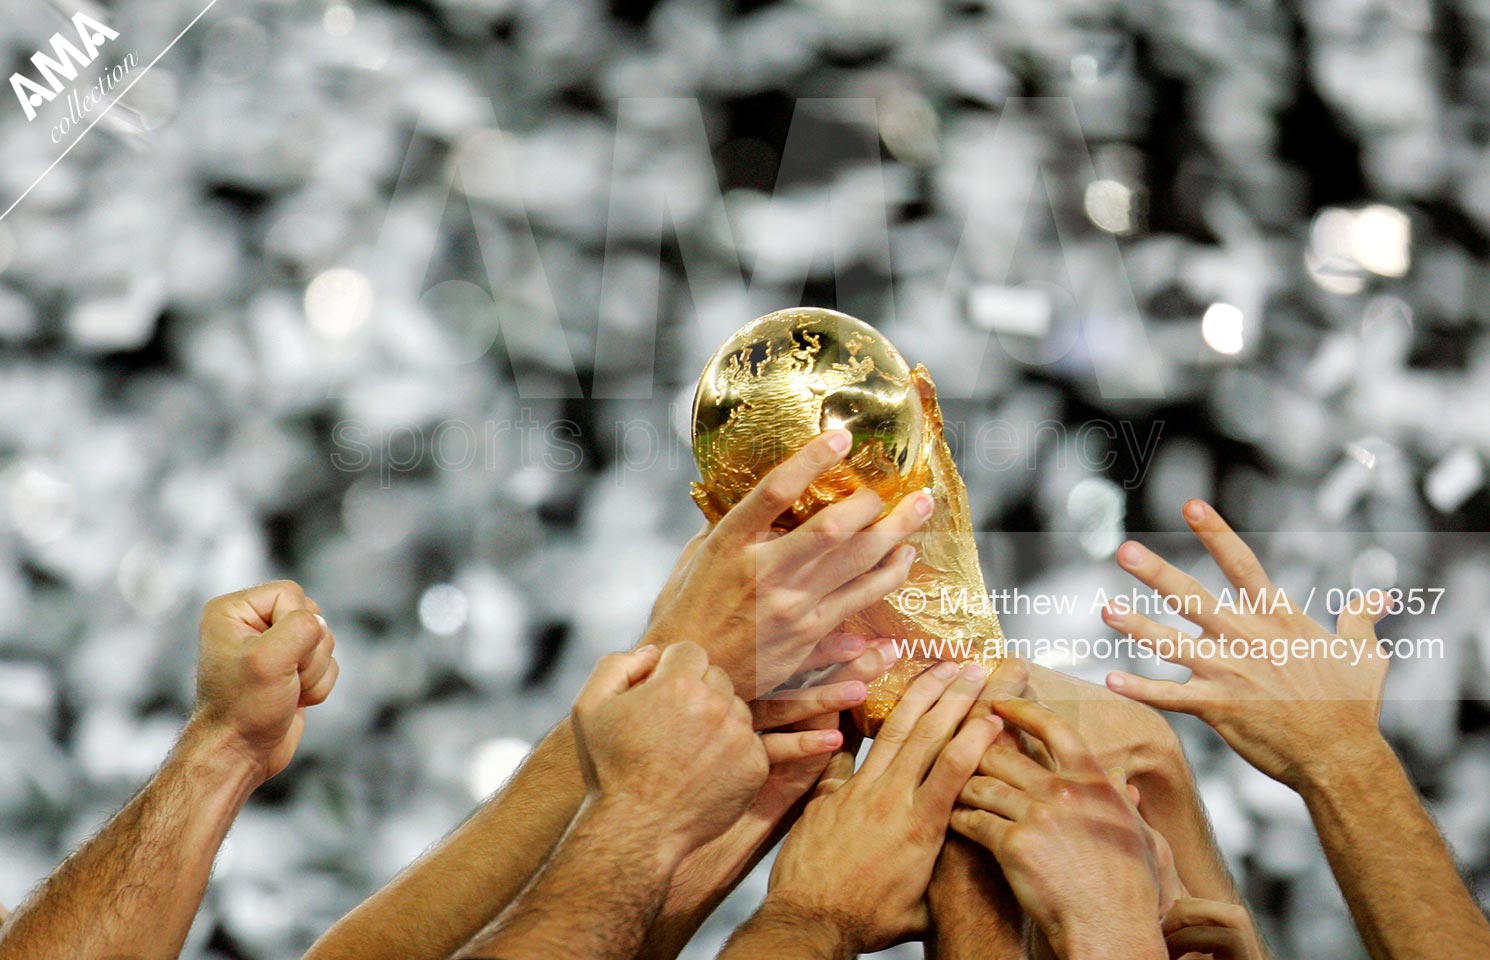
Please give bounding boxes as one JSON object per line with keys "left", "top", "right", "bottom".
{"left": 690, "top": 307, "right": 1003, "bottom": 736}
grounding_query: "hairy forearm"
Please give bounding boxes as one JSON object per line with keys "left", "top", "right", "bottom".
{"left": 719, "top": 899, "right": 856, "bottom": 960}
{"left": 457, "top": 799, "right": 685, "bottom": 960}
{"left": 305, "top": 720, "right": 587, "bottom": 960}
{"left": 1301, "top": 736, "right": 1490, "bottom": 960}
{"left": 0, "top": 719, "right": 258, "bottom": 960}
{"left": 639, "top": 809, "right": 782, "bottom": 960}
{"left": 926, "top": 837, "right": 1024, "bottom": 960}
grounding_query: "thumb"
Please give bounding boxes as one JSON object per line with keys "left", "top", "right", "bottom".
{"left": 256, "top": 609, "right": 325, "bottom": 671}
{"left": 577, "top": 645, "right": 661, "bottom": 709}
{"left": 1336, "top": 588, "right": 1386, "bottom": 642}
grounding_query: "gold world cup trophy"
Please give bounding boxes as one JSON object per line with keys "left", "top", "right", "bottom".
{"left": 690, "top": 307, "right": 1003, "bottom": 736}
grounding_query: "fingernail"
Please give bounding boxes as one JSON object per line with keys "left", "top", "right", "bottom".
{"left": 1118, "top": 542, "right": 1146, "bottom": 566}
{"left": 825, "top": 430, "right": 851, "bottom": 455}
{"left": 842, "top": 681, "right": 867, "bottom": 700}
{"left": 875, "top": 640, "right": 900, "bottom": 667}
{"left": 314, "top": 614, "right": 327, "bottom": 631}
{"left": 985, "top": 715, "right": 1004, "bottom": 733}
{"left": 1107, "top": 673, "right": 1126, "bottom": 691}
{"left": 1104, "top": 604, "right": 1128, "bottom": 626}
{"left": 961, "top": 661, "right": 986, "bottom": 681}
{"left": 814, "top": 729, "right": 844, "bottom": 749}
{"left": 838, "top": 634, "right": 867, "bottom": 655}
{"left": 914, "top": 490, "right": 933, "bottom": 519}
{"left": 933, "top": 660, "right": 960, "bottom": 679}
{"left": 1183, "top": 500, "right": 1205, "bottom": 523}
{"left": 637, "top": 643, "right": 658, "bottom": 655}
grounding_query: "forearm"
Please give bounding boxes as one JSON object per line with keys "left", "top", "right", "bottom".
{"left": 305, "top": 720, "right": 587, "bottom": 960}
{"left": 719, "top": 899, "right": 856, "bottom": 960}
{"left": 1301, "top": 736, "right": 1490, "bottom": 960}
{"left": 0, "top": 718, "right": 258, "bottom": 960}
{"left": 639, "top": 810, "right": 782, "bottom": 960}
{"left": 925, "top": 837, "right": 1024, "bottom": 960}
{"left": 458, "top": 799, "right": 686, "bottom": 960}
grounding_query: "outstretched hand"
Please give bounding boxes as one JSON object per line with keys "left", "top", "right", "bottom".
{"left": 1103, "top": 499, "right": 1390, "bottom": 789}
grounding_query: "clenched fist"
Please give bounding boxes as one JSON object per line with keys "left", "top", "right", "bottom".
{"left": 191, "top": 580, "right": 339, "bottom": 785}
{"left": 572, "top": 642, "right": 769, "bottom": 859}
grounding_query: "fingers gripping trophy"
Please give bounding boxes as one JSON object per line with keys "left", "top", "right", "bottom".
{"left": 690, "top": 307, "right": 1003, "bottom": 735}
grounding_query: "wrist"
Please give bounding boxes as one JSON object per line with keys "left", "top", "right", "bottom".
{"left": 177, "top": 715, "right": 270, "bottom": 799}
{"left": 579, "top": 794, "right": 695, "bottom": 876}
{"left": 1050, "top": 912, "right": 1167, "bottom": 960}
{"left": 750, "top": 896, "right": 857, "bottom": 959}
{"left": 1295, "top": 732, "right": 1399, "bottom": 804}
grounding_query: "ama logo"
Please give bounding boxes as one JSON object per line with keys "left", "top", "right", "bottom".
{"left": 10, "top": 13, "right": 120, "bottom": 123}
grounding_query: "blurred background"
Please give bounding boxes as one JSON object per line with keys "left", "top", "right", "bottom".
{"left": 2, "top": 0, "right": 1489, "bottom": 956}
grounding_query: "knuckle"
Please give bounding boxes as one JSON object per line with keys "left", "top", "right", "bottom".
{"left": 1047, "top": 778, "right": 1081, "bottom": 805}
{"left": 688, "top": 689, "right": 730, "bottom": 722}
{"left": 944, "top": 737, "right": 982, "bottom": 771}
{"left": 243, "top": 646, "right": 280, "bottom": 682}
{"left": 1234, "top": 556, "right": 1264, "bottom": 585}
{"left": 1002, "top": 825, "right": 1039, "bottom": 860}
{"left": 906, "top": 719, "right": 941, "bottom": 745}
{"left": 876, "top": 720, "right": 911, "bottom": 747}
{"left": 763, "top": 592, "right": 798, "bottom": 623}
{"left": 282, "top": 608, "right": 319, "bottom": 636}
{"left": 1001, "top": 657, "right": 1031, "bottom": 689}
{"left": 752, "top": 698, "right": 781, "bottom": 726}
{"left": 1025, "top": 802, "right": 1061, "bottom": 833}
{"left": 757, "top": 478, "right": 795, "bottom": 513}
{"left": 814, "top": 514, "right": 850, "bottom": 539}
{"left": 266, "top": 579, "right": 307, "bottom": 605}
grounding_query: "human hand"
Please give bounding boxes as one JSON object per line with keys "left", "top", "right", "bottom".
{"left": 1103, "top": 499, "right": 1390, "bottom": 790}
{"left": 952, "top": 699, "right": 1168, "bottom": 959}
{"left": 641, "top": 642, "right": 901, "bottom": 958}
{"left": 572, "top": 642, "right": 770, "bottom": 859}
{"left": 748, "top": 636, "right": 903, "bottom": 732}
{"left": 766, "top": 660, "right": 1004, "bottom": 954}
{"left": 191, "top": 580, "right": 339, "bottom": 785}
{"left": 1161, "top": 898, "right": 1265, "bottom": 960}
{"left": 922, "top": 656, "right": 1038, "bottom": 959}
{"left": 1128, "top": 783, "right": 1186, "bottom": 916}
{"left": 646, "top": 429, "right": 931, "bottom": 697}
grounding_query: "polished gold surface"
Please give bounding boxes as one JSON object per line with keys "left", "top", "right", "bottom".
{"left": 690, "top": 307, "right": 1003, "bottom": 735}
{"left": 691, "top": 308, "right": 926, "bottom": 529}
